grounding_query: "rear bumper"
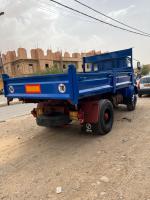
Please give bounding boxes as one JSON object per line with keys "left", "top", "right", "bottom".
{"left": 138, "top": 89, "right": 150, "bottom": 95}
{"left": 36, "top": 114, "right": 70, "bottom": 127}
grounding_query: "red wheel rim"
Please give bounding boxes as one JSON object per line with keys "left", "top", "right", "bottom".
{"left": 104, "top": 110, "right": 110, "bottom": 123}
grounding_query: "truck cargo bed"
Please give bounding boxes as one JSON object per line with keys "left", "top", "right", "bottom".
{"left": 2, "top": 48, "right": 134, "bottom": 105}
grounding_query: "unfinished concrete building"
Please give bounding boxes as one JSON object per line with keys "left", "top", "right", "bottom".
{"left": 2, "top": 48, "right": 101, "bottom": 77}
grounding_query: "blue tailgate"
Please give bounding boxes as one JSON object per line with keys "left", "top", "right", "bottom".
{"left": 2, "top": 66, "right": 78, "bottom": 104}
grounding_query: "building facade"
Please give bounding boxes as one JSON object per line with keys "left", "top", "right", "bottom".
{"left": 1, "top": 48, "right": 101, "bottom": 77}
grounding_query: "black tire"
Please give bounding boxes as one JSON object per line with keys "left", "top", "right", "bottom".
{"left": 127, "top": 94, "right": 137, "bottom": 111}
{"left": 138, "top": 93, "right": 142, "bottom": 98}
{"left": 81, "top": 99, "right": 114, "bottom": 135}
{"left": 96, "top": 99, "right": 114, "bottom": 135}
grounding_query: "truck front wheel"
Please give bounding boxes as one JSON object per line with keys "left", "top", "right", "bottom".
{"left": 126, "top": 94, "right": 137, "bottom": 111}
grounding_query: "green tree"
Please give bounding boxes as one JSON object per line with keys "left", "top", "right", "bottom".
{"left": 33, "top": 66, "right": 63, "bottom": 76}
{"left": 141, "top": 65, "right": 150, "bottom": 76}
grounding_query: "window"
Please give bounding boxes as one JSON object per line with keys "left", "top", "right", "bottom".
{"left": 117, "top": 57, "right": 132, "bottom": 68}
{"left": 85, "top": 63, "right": 91, "bottom": 72}
{"left": 28, "top": 64, "right": 33, "bottom": 73}
{"left": 54, "top": 63, "right": 58, "bottom": 68}
{"left": 126, "top": 57, "right": 132, "bottom": 68}
{"left": 101, "top": 60, "right": 113, "bottom": 70}
{"left": 45, "top": 64, "right": 49, "bottom": 69}
{"left": 93, "top": 64, "right": 99, "bottom": 72}
{"left": 87, "top": 64, "right": 90, "bottom": 69}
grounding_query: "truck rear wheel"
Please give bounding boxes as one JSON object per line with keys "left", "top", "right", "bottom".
{"left": 138, "top": 93, "right": 142, "bottom": 98}
{"left": 81, "top": 99, "right": 114, "bottom": 135}
{"left": 96, "top": 99, "right": 114, "bottom": 135}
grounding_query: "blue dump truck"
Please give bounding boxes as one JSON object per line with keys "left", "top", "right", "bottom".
{"left": 2, "top": 48, "right": 137, "bottom": 135}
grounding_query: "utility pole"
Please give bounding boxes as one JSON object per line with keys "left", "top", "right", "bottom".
{"left": 0, "top": 12, "right": 4, "bottom": 74}
{"left": 0, "top": 52, "right": 4, "bottom": 74}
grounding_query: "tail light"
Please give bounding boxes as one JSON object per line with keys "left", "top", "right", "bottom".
{"left": 25, "top": 84, "right": 41, "bottom": 94}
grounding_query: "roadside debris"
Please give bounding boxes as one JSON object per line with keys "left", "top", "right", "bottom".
{"left": 100, "top": 176, "right": 109, "bottom": 183}
{"left": 122, "top": 138, "right": 128, "bottom": 143}
{"left": 122, "top": 117, "right": 132, "bottom": 122}
{"left": 100, "top": 192, "right": 106, "bottom": 196}
{"left": 117, "top": 117, "right": 132, "bottom": 122}
{"left": 56, "top": 187, "right": 62, "bottom": 194}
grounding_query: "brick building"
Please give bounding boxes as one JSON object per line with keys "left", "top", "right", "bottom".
{"left": 1, "top": 48, "right": 101, "bottom": 77}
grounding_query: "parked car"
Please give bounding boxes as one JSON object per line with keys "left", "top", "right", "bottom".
{"left": 138, "top": 75, "right": 150, "bottom": 97}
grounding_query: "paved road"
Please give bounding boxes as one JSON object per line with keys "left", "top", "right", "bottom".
{"left": 0, "top": 98, "right": 150, "bottom": 200}
{"left": 0, "top": 103, "right": 35, "bottom": 121}
{"left": 0, "top": 95, "right": 6, "bottom": 104}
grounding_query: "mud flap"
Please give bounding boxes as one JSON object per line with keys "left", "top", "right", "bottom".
{"left": 36, "top": 114, "right": 70, "bottom": 127}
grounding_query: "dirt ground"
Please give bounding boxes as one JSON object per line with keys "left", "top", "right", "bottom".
{"left": 0, "top": 97, "right": 150, "bottom": 200}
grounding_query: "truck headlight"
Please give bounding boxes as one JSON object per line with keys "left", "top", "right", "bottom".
{"left": 58, "top": 84, "right": 66, "bottom": 93}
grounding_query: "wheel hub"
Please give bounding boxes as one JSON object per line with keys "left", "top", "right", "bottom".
{"left": 104, "top": 112, "right": 109, "bottom": 121}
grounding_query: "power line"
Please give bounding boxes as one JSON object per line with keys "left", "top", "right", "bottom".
{"left": 49, "top": 0, "right": 150, "bottom": 38}
{"left": 73, "top": 0, "right": 150, "bottom": 36}
{"left": 39, "top": 1, "right": 97, "bottom": 24}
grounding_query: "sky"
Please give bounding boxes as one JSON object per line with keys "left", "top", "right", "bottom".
{"left": 0, "top": 0, "right": 150, "bottom": 65}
